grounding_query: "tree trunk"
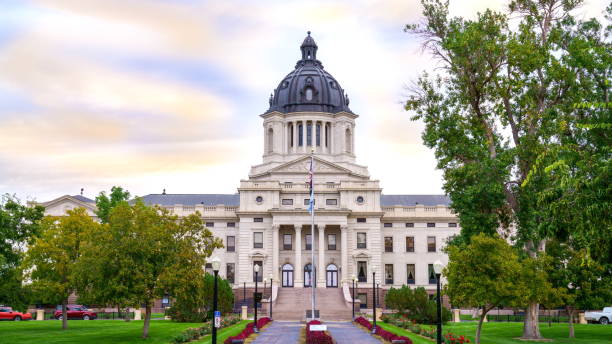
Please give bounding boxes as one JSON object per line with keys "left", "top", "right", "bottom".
{"left": 61, "top": 300, "right": 68, "bottom": 330}
{"left": 142, "top": 304, "right": 152, "bottom": 338}
{"left": 568, "top": 308, "right": 575, "bottom": 338}
{"left": 475, "top": 308, "right": 488, "bottom": 344}
{"left": 124, "top": 306, "right": 131, "bottom": 322}
{"left": 522, "top": 302, "right": 542, "bottom": 339}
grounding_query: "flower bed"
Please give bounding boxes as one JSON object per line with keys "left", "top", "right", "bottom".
{"left": 444, "top": 332, "right": 471, "bottom": 344}
{"left": 171, "top": 315, "right": 241, "bottom": 343}
{"left": 354, "top": 316, "right": 412, "bottom": 344}
{"left": 305, "top": 320, "right": 334, "bottom": 344}
{"left": 223, "top": 317, "right": 271, "bottom": 344}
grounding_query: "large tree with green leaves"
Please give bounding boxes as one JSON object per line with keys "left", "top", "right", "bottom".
{"left": 23, "top": 208, "right": 99, "bottom": 329}
{"left": 405, "top": 0, "right": 609, "bottom": 339}
{"left": 76, "top": 200, "right": 223, "bottom": 338}
{"left": 0, "top": 195, "right": 44, "bottom": 311}
{"left": 94, "top": 186, "right": 130, "bottom": 223}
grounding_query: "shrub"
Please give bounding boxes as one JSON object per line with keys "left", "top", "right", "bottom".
{"left": 444, "top": 332, "right": 471, "bottom": 344}
{"left": 224, "top": 317, "right": 272, "bottom": 344}
{"left": 385, "top": 286, "right": 451, "bottom": 324}
{"left": 169, "top": 273, "right": 234, "bottom": 322}
{"left": 354, "top": 316, "right": 412, "bottom": 344}
{"left": 306, "top": 320, "right": 334, "bottom": 344}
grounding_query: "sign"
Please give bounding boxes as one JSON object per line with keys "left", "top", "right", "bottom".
{"left": 253, "top": 292, "right": 263, "bottom": 302}
{"left": 309, "top": 325, "right": 327, "bottom": 331}
{"left": 214, "top": 311, "right": 221, "bottom": 328}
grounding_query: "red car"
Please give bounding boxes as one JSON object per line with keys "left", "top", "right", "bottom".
{"left": 54, "top": 305, "right": 97, "bottom": 320}
{"left": 0, "top": 307, "right": 32, "bottom": 321}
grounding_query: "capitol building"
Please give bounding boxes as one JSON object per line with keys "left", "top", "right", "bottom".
{"left": 40, "top": 33, "right": 459, "bottom": 317}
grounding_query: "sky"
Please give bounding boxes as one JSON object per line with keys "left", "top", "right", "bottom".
{"left": 0, "top": 0, "right": 606, "bottom": 202}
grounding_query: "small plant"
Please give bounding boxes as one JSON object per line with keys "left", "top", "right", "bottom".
{"left": 444, "top": 332, "right": 471, "bottom": 344}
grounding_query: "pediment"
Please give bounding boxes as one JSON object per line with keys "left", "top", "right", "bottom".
{"left": 353, "top": 252, "right": 371, "bottom": 259}
{"left": 267, "top": 157, "right": 356, "bottom": 176}
{"left": 40, "top": 195, "right": 97, "bottom": 211}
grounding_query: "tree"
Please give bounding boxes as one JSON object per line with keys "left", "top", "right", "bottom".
{"left": 94, "top": 186, "right": 130, "bottom": 223}
{"left": 23, "top": 208, "right": 99, "bottom": 329}
{"left": 167, "top": 273, "right": 234, "bottom": 322}
{"left": 404, "top": 0, "right": 609, "bottom": 339}
{"left": 444, "top": 234, "right": 524, "bottom": 344}
{"left": 385, "top": 285, "right": 451, "bottom": 324}
{"left": 76, "top": 200, "right": 223, "bottom": 338}
{"left": 0, "top": 194, "right": 44, "bottom": 311}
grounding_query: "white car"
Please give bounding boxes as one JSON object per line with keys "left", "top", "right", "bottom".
{"left": 585, "top": 307, "right": 612, "bottom": 324}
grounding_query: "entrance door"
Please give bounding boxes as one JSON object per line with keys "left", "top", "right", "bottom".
{"left": 304, "top": 263, "right": 313, "bottom": 288}
{"left": 282, "top": 264, "right": 294, "bottom": 287}
{"left": 326, "top": 264, "right": 338, "bottom": 287}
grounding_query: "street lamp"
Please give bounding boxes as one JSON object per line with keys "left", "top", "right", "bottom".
{"left": 433, "top": 260, "right": 444, "bottom": 344}
{"left": 269, "top": 274, "right": 273, "bottom": 319}
{"left": 372, "top": 266, "right": 377, "bottom": 334}
{"left": 352, "top": 275, "right": 358, "bottom": 320}
{"left": 211, "top": 257, "right": 221, "bottom": 344}
{"left": 253, "top": 264, "right": 260, "bottom": 333}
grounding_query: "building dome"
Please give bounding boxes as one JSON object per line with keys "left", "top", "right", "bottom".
{"left": 266, "top": 32, "right": 352, "bottom": 114}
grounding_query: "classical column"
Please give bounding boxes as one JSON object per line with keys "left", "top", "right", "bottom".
{"left": 318, "top": 225, "right": 326, "bottom": 287}
{"left": 294, "top": 225, "right": 303, "bottom": 287}
{"left": 302, "top": 121, "right": 307, "bottom": 153}
{"left": 292, "top": 121, "right": 297, "bottom": 154}
{"left": 340, "top": 225, "right": 348, "bottom": 285}
{"left": 272, "top": 225, "right": 280, "bottom": 281}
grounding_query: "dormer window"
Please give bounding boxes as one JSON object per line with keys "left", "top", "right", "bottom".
{"left": 305, "top": 88, "right": 313, "bottom": 101}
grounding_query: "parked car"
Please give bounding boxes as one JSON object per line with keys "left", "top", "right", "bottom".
{"left": 54, "top": 305, "right": 97, "bottom": 320}
{"left": 585, "top": 307, "right": 612, "bottom": 324}
{"left": 0, "top": 307, "right": 32, "bottom": 321}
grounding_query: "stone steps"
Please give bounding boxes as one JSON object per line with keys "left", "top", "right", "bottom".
{"left": 274, "top": 287, "right": 352, "bottom": 321}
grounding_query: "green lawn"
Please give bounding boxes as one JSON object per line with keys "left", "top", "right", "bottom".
{"left": 194, "top": 320, "right": 249, "bottom": 344}
{"left": 381, "top": 321, "right": 612, "bottom": 344}
{"left": 0, "top": 320, "right": 202, "bottom": 344}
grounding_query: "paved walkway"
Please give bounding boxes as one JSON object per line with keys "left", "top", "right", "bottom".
{"left": 251, "top": 321, "right": 302, "bottom": 344}
{"left": 327, "top": 322, "right": 381, "bottom": 344}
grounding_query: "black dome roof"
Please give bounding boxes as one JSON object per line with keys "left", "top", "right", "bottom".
{"left": 265, "top": 32, "right": 352, "bottom": 114}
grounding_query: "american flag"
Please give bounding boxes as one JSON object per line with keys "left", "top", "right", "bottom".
{"left": 307, "top": 156, "right": 314, "bottom": 214}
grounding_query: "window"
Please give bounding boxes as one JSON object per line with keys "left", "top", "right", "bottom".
{"left": 345, "top": 128, "right": 352, "bottom": 153}
{"left": 407, "top": 264, "right": 416, "bottom": 284}
{"left": 406, "top": 236, "right": 415, "bottom": 252}
{"left": 384, "top": 223, "right": 392, "bottom": 228}
{"left": 305, "top": 88, "right": 313, "bottom": 101}
{"left": 316, "top": 123, "right": 321, "bottom": 146}
{"left": 427, "top": 223, "right": 436, "bottom": 228}
{"left": 206, "top": 222, "right": 214, "bottom": 227}
{"left": 254, "top": 232, "right": 263, "bottom": 248}
{"left": 283, "top": 234, "right": 292, "bottom": 250}
{"left": 255, "top": 196, "right": 263, "bottom": 203}
{"left": 326, "top": 199, "right": 337, "bottom": 205}
{"left": 254, "top": 218, "right": 263, "bottom": 223}
{"left": 267, "top": 127, "right": 273, "bottom": 153}
{"left": 428, "top": 264, "right": 437, "bottom": 284}
{"left": 305, "top": 234, "right": 312, "bottom": 250}
{"left": 405, "top": 223, "right": 414, "bottom": 228}
{"left": 226, "top": 263, "right": 235, "bottom": 284}
{"left": 307, "top": 123, "right": 312, "bottom": 146}
{"left": 357, "top": 233, "right": 367, "bottom": 249}
{"left": 205, "top": 263, "right": 213, "bottom": 275}
{"left": 385, "top": 264, "right": 394, "bottom": 285}
{"left": 357, "top": 218, "right": 366, "bottom": 223}
{"left": 298, "top": 123, "right": 303, "bottom": 146}
{"left": 358, "top": 293, "right": 368, "bottom": 309}
{"left": 449, "top": 223, "right": 457, "bottom": 227}
{"left": 227, "top": 222, "right": 235, "bottom": 228}
{"left": 162, "top": 294, "right": 170, "bottom": 307}
{"left": 427, "top": 236, "right": 436, "bottom": 252}
{"left": 226, "top": 236, "right": 235, "bottom": 252}
{"left": 357, "top": 261, "right": 367, "bottom": 282}
{"left": 253, "top": 261, "right": 263, "bottom": 282}
{"left": 325, "top": 124, "right": 329, "bottom": 147}
{"left": 384, "top": 237, "right": 393, "bottom": 252}
{"left": 356, "top": 196, "right": 364, "bottom": 204}
{"left": 328, "top": 234, "right": 336, "bottom": 250}
{"left": 289, "top": 123, "right": 294, "bottom": 147}
{"left": 282, "top": 199, "right": 293, "bottom": 205}
{"left": 304, "top": 199, "right": 315, "bottom": 205}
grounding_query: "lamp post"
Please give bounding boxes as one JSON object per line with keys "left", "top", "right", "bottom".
{"left": 433, "top": 260, "right": 444, "bottom": 344}
{"left": 211, "top": 257, "right": 221, "bottom": 344}
{"left": 352, "top": 275, "right": 357, "bottom": 320}
{"left": 269, "top": 274, "right": 273, "bottom": 319}
{"left": 253, "top": 264, "right": 260, "bottom": 333}
{"left": 372, "top": 267, "right": 377, "bottom": 334}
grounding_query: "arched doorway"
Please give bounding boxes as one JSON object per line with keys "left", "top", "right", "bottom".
{"left": 304, "top": 264, "right": 314, "bottom": 288}
{"left": 326, "top": 264, "right": 338, "bottom": 288}
{"left": 281, "top": 264, "right": 294, "bottom": 287}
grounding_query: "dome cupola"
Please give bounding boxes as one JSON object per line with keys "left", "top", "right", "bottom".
{"left": 266, "top": 32, "right": 352, "bottom": 114}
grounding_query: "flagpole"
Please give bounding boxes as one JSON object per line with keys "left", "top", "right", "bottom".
{"left": 310, "top": 149, "right": 316, "bottom": 320}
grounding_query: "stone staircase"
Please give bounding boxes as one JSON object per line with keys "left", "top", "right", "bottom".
{"left": 273, "top": 287, "right": 352, "bottom": 321}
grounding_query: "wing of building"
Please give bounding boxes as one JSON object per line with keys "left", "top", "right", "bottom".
{"left": 38, "top": 33, "right": 459, "bottom": 317}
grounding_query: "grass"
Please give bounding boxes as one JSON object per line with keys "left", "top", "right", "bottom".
{"left": 193, "top": 320, "right": 249, "bottom": 344}
{"left": 381, "top": 321, "right": 612, "bottom": 344}
{"left": 0, "top": 319, "right": 202, "bottom": 344}
{"left": 377, "top": 322, "right": 435, "bottom": 344}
